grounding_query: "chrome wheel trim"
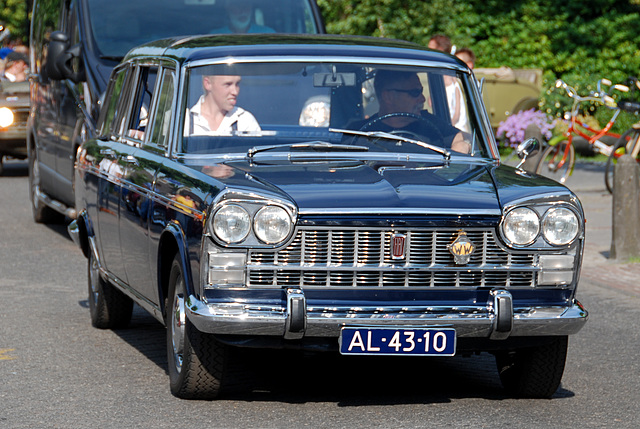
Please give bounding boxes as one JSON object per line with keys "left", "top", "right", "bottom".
{"left": 171, "top": 276, "right": 186, "bottom": 374}
{"left": 89, "top": 255, "right": 100, "bottom": 306}
{"left": 31, "top": 154, "right": 41, "bottom": 209}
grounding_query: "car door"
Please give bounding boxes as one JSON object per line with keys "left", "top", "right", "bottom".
{"left": 93, "top": 65, "right": 133, "bottom": 283}
{"left": 119, "top": 64, "right": 175, "bottom": 304}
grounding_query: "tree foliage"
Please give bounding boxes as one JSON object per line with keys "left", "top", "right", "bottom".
{"left": 0, "top": 0, "right": 29, "bottom": 43}
{"left": 318, "top": 0, "right": 640, "bottom": 130}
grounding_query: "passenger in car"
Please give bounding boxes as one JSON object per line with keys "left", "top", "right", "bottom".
{"left": 350, "top": 70, "right": 470, "bottom": 153}
{"left": 211, "top": 0, "right": 275, "bottom": 34}
{"left": 184, "top": 74, "right": 261, "bottom": 135}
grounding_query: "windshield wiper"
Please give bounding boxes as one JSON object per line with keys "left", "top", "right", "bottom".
{"left": 330, "top": 128, "right": 451, "bottom": 161}
{"left": 247, "top": 141, "right": 369, "bottom": 159}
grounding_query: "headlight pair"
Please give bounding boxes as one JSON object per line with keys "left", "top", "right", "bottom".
{"left": 502, "top": 206, "right": 580, "bottom": 246}
{"left": 212, "top": 203, "right": 293, "bottom": 246}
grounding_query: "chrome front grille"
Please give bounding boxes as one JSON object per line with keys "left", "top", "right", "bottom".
{"left": 247, "top": 228, "right": 537, "bottom": 289}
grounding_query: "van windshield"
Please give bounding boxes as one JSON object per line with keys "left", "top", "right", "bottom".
{"left": 86, "top": 0, "right": 320, "bottom": 58}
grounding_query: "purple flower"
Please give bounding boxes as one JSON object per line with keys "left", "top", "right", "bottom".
{"left": 496, "top": 108, "right": 556, "bottom": 148}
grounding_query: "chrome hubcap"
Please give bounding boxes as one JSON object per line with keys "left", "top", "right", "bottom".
{"left": 31, "top": 156, "right": 41, "bottom": 208}
{"left": 171, "top": 277, "right": 186, "bottom": 373}
{"left": 89, "top": 256, "right": 100, "bottom": 305}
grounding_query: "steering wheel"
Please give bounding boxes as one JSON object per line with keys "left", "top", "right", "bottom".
{"left": 359, "top": 112, "right": 445, "bottom": 143}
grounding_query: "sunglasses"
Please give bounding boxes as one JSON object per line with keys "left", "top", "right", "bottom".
{"left": 388, "top": 88, "right": 423, "bottom": 98}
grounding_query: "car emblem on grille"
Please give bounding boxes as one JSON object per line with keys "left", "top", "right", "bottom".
{"left": 448, "top": 231, "right": 475, "bottom": 265}
{"left": 390, "top": 233, "right": 406, "bottom": 260}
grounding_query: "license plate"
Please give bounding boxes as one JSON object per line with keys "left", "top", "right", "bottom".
{"left": 339, "top": 327, "right": 456, "bottom": 356}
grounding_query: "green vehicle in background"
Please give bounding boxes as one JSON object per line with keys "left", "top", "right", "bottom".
{"left": 474, "top": 67, "right": 542, "bottom": 129}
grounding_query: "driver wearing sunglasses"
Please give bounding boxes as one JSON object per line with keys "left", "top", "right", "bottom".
{"left": 350, "top": 70, "right": 470, "bottom": 154}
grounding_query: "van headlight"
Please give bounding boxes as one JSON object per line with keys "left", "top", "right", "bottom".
{"left": 502, "top": 207, "right": 540, "bottom": 245}
{"left": 0, "top": 107, "right": 14, "bottom": 128}
{"left": 542, "top": 207, "right": 579, "bottom": 245}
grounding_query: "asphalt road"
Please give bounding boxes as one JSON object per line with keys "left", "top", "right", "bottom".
{"left": 1, "top": 159, "right": 639, "bottom": 428}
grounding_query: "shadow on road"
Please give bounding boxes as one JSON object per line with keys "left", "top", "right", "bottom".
{"left": 103, "top": 305, "right": 576, "bottom": 404}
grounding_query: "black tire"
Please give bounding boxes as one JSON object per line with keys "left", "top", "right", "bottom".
{"left": 166, "top": 255, "right": 243, "bottom": 400}
{"left": 535, "top": 140, "right": 575, "bottom": 184}
{"left": 605, "top": 128, "right": 640, "bottom": 194}
{"left": 88, "top": 250, "right": 133, "bottom": 329}
{"left": 495, "top": 336, "right": 568, "bottom": 398}
{"left": 28, "top": 148, "right": 61, "bottom": 223}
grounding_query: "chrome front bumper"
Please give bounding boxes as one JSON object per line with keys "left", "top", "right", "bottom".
{"left": 186, "top": 288, "right": 588, "bottom": 341}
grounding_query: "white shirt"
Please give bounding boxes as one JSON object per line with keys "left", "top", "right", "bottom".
{"left": 185, "top": 96, "right": 261, "bottom": 136}
{"left": 446, "top": 81, "right": 469, "bottom": 133}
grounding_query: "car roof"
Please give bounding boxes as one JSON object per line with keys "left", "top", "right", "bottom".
{"left": 124, "top": 34, "right": 467, "bottom": 71}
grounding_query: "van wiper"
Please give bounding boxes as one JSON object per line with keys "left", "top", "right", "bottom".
{"left": 247, "top": 141, "right": 368, "bottom": 159}
{"left": 330, "top": 128, "right": 451, "bottom": 161}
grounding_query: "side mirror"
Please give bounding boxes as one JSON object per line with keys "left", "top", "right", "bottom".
{"left": 514, "top": 138, "right": 540, "bottom": 171}
{"left": 46, "top": 31, "right": 70, "bottom": 80}
{"left": 45, "top": 31, "right": 85, "bottom": 83}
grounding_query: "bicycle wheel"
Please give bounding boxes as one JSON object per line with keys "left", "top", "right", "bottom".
{"left": 605, "top": 127, "right": 640, "bottom": 194}
{"left": 535, "top": 140, "right": 575, "bottom": 184}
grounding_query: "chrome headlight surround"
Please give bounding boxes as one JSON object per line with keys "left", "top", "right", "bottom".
{"left": 500, "top": 198, "right": 583, "bottom": 249}
{"left": 207, "top": 189, "right": 297, "bottom": 248}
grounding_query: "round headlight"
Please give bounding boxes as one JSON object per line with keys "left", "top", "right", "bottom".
{"left": 503, "top": 207, "right": 540, "bottom": 245}
{"left": 254, "top": 205, "right": 292, "bottom": 244}
{"left": 212, "top": 204, "right": 251, "bottom": 244}
{"left": 0, "top": 107, "right": 14, "bottom": 128}
{"left": 542, "top": 207, "right": 579, "bottom": 245}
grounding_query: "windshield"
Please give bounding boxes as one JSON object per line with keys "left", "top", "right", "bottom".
{"left": 179, "top": 61, "right": 492, "bottom": 159}
{"left": 87, "top": 0, "right": 319, "bottom": 58}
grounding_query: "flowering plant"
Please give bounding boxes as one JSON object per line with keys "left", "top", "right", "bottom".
{"left": 496, "top": 108, "right": 556, "bottom": 148}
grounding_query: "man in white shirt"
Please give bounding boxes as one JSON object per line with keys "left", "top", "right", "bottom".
{"left": 185, "top": 74, "right": 260, "bottom": 135}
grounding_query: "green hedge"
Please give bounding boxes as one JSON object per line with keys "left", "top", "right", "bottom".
{"left": 318, "top": 0, "right": 640, "bottom": 133}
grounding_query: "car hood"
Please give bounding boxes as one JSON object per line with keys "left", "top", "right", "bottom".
{"left": 222, "top": 158, "right": 502, "bottom": 214}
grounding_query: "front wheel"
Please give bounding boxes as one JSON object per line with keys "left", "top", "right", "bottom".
{"left": 88, "top": 250, "right": 133, "bottom": 329}
{"left": 166, "top": 255, "right": 241, "bottom": 400}
{"left": 605, "top": 128, "right": 640, "bottom": 194}
{"left": 535, "top": 140, "right": 575, "bottom": 184}
{"left": 495, "top": 336, "right": 568, "bottom": 398}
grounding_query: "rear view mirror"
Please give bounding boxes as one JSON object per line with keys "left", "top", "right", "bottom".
{"left": 314, "top": 72, "right": 356, "bottom": 87}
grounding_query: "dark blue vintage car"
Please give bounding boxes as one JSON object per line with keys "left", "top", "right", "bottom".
{"left": 68, "top": 34, "right": 588, "bottom": 400}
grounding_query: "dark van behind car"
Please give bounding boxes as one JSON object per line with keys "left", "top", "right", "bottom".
{"left": 28, "top": 0, "right": 325, "bottom": 222}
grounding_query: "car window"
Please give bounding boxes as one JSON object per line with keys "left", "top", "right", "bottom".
{"left": 180, "top": 62, "right": 489, "bottom": 158}
{"left": 126, "top": 66, "right": 159, "bottom": 143}
{"left": 148, "top": 68, "right": 176, "bottom": 149}
{"left": 100, "top": 67, "right": 130, "bottom": 137}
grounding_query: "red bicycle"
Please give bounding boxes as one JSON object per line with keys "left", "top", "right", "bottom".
{"left": 535, "top": 79, "right": 628, "bottom": 184}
